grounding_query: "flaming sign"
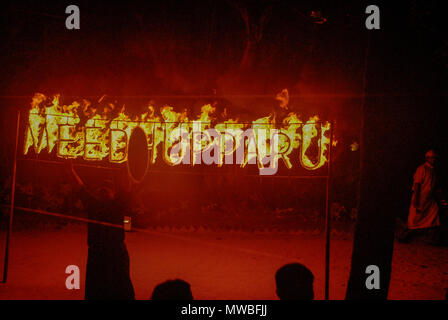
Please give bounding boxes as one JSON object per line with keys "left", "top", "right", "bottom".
{"left": 23, "top": 93, "right": 331, "bottom": 175}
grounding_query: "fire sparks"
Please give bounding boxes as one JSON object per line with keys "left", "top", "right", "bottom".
{"left": 24, "top": 93, "right": 332, "bottom": 174}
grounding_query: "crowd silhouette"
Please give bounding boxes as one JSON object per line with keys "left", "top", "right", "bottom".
{"left": 147, "top": 263, "right": 314, "bottom": 300}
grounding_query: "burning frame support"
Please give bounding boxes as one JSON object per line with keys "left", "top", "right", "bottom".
{"left": 2, "top": 112, "right": 20, "bottom": 283}
{"left": 2, "top": 111, "right": 334, "bottom": 300}
{"left": 324, "top": 121, "right": 333, "bottom": 300}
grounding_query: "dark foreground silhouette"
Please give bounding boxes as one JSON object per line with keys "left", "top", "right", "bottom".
{"left": 275, "top": 263, "right": 314, "bottom": 300}
{"left": 70, "top": 162, "right": 135, "bottom": 300}
{"left": 151, "top": 279, "right": 194, "bottom": 300}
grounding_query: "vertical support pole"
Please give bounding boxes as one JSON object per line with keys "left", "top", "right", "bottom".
{"left": 324, "top": 121, "right": 333, "bottom": 300}
{"left": 2, "top": 111, "right": 20, "bottom": 283}
{"left": 356, "top": 33, "right": 370, "bottom": 215}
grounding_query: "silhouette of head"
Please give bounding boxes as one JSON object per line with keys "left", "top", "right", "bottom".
{"left": 275, "top": 263, "right": 314, "bottom": 300}
{"left": 151, "top": 279, "right": 193, "bottom": 300}
{"left": 425, "top": 149, "right": 438, "bottom": 166}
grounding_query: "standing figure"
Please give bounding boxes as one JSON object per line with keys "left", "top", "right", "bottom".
{"left": 69, "top": 161, "right": 135, "bottom": 300}
{"left": 400, "top": 150, "right": 441, "bottom": 244}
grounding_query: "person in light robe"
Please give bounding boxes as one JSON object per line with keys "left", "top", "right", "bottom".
{"left": 400, "top": 150, "right": 441, "bottom": 244}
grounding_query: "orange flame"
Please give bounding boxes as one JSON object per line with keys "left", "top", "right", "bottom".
{"left": 24, "top": 93, "right": 332, "bottom": 172}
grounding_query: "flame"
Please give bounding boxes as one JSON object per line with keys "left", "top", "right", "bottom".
{"left": 24, "top": 93, "right": 332, "bottom": 172}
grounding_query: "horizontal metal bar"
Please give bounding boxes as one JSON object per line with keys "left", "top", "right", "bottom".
{"left": 12, "top": 206, "right": 123, "bottom": 229}
{"left": 128, "top": 169, "right": 329, "bottom": 179}
{"left": 17, "top": 158, "right": 328, "bottom": 178}
{"left": 17, "top": 158, "right": 121, "bottom": 170}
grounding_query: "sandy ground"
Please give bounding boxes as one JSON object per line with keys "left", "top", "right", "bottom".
{"left": 0, "top": 225, "right": 447, "bottom": 300}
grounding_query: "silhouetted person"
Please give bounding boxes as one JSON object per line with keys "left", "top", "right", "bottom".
{"left": 275, "top": 263, "right": 314, "bottom": 300}
{"left": 69, "top": 161, "right": 135, "bottom": 300}
{"left": 400, "top": 150, "right": 442, "bottom": 245}
{"left": 151, "top": 279, "right": 193, "bottom": 300}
